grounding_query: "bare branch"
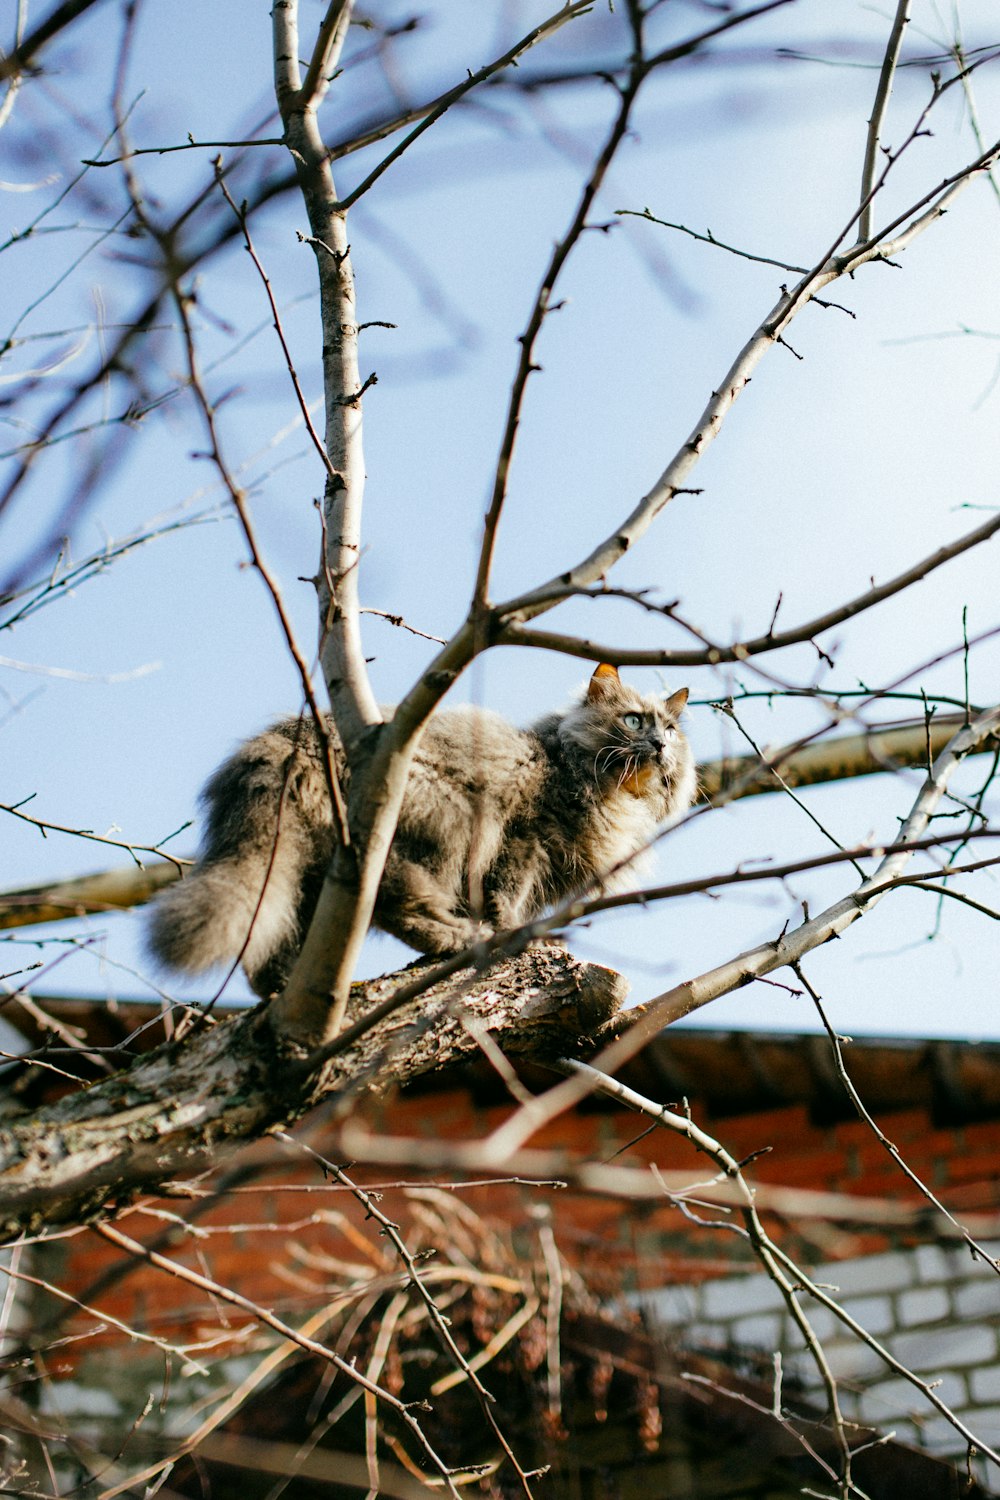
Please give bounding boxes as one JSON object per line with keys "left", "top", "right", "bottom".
{"left": 0, "top": 0, "right": 103, "bottom": 81}
{"left": 0, "top": 796, "right": 190, "bottom": 872}
{"left": 473, "top": 0, "right": 794, "bottom": 619}
{"left": 562, "top": 835, "right": 1000, "bottom": 925}
{"left": 171, "top": 284, "right": 350, "bottom": 847}
{"left": 266, "top": 0, "right": 395, "bottom": 1045}
{"left": 360, "top": 605, "right": 446, "bottom": 644}
{"left": 284, "top": 1142, "right": 539, "bottom": 1497}
{"left": 336, "top": 2, "right": 596, "bottom": 215}
{"left": 858, "top": 0, "right": 912, "bottom": 243}
{"left": 215, "top": 166, "right": 336, "bottom": 484}
{"left": 299, "top": 0, "right": 352, "bottom": 114}
{"left": 495, "top": 104, "right": 1000, "bottom": 637}
{"left": 81, "top": 134, "right": 286, "bottom": 166}
{"left": 499, "top": 504, "right": 1000, "bottom": 666}
{"left": 272, "top": 0, "right": 380, "bottom": 746}
{"left": 557, "top": 1059, "right": 854, "bottom": 1488}
{"left": 617, "top": 208, "right": 809, "bottom": 274}
{"left": 472, "top": 13, "right": 642, "bottom": 618}
{"left": 796, "top": 961, "right": 1000, "bottom": 1268}
{"left": 0, "top": 863, "right": 181, "bottom": 931}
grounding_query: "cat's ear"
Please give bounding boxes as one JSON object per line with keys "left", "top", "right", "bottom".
{"left": 587, "top": 663, "right": 621, "bottom": 702}
{"left": 664, "top": 686, "right": 689, "bottom": 718}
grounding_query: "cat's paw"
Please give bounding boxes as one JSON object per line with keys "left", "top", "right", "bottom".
{"left": 426, "top": 918, "right": 495, "bottom": 956}
{"left": 458, "top": 918, "right": 495, "bottom": 948}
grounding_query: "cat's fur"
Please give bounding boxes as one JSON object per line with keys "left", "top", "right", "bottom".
{"left": 147, "top": 664, "right": 696, "bottom": 997}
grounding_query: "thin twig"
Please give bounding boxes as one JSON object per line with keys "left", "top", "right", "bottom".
{"left": 494, "top": 81, "right": 1000, "bottom": 637}
{"left": 277, "top": 1136, "right": 540, "bottom": 1498}
{"left": 215, "top": 166, "right": 336, "bottom": 483}
{"left": 557, "top": 1059, "right": 856, "bottom": 1493}
{"left": 337, "top": 2, "right": 594, "bottom": 213}
{"left": 0, "top": 796, "right": 189, "bottom": 871}
{"left": 360, "top": 605, "right": 446, "bottom": 644}
{"left": 497, "top": 472, "right": 1000, "bottom": 664}
{"left": 795, "top": 961, "right": 1000, "bottom": 1269}
{"left": 472, "top": 7, "right": 643, "bottom": 617}
{"left": 717, "top": 705, "right": 868, "bottom": 879}
{"left": 82, "top": 134, "right": 285, "bottom": 166}
{"left": 94, "top": 1222, "right": 464, "bottom": 1499}
{"left": 617, "top": 208, "right": 808, "bottom": 273}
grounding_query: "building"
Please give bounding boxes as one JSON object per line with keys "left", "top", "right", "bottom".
{"left": 2, "top": 998, "right": 1000, "bottom": 1497}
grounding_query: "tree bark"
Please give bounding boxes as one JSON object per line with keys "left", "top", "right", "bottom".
{"left": 0, "top": 948, "right": 626, "bottom": 1243}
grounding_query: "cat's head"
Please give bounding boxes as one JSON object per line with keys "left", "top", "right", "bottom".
{"left": 558, "top": 663, "right": 694, "bottom": 807}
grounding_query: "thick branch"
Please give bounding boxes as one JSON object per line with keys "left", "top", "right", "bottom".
{"left": 0, "top": 862, "right": 178, "bottom": 930}
{"left": 0, "top": 948, "right": 625, "bottom": 1242}
{"left": 697, "top": 713, "right": 999, "bottom": 799}
{"left": 274, "top": 2, "right": 379, "bottom": 744}
{"left": 270, "top": 0, "right": 387, "bottom": 1043}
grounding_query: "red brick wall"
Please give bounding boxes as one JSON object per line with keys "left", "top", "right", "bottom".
{"left": 33, "top": 1083, "right": 1000, "bottom": 1371}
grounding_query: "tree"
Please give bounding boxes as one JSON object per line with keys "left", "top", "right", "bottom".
{"left": 1, "top": 2, "right": 999, "bottom": 1495}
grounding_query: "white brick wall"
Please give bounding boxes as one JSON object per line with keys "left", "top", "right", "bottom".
{"left": 642, "top": 1239, "right": 1000, "bottom": 1472}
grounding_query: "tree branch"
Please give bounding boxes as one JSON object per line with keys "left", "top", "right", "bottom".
{"left": 495, "top": 105, "right": 1000, "bottom": 636}
{"left": 273, "top": 1, "right": 810, "bottom": 1051}
{"left": 0, "top": 0, "right": 103, "bottom": 81}
{"left": 274, "top": 0, "right": 379, "bottom": 747}
{"left": 0, "top": 862, "right": 179, "bottom": 930}
{"left": 335, "top": 1, "right": 595, "bottom": 215}
{"left": 857, "top": 0, "right": 912, "bottom": 244}
{"left": 498, "top": 504, "right": 1000, "bottom": 667}
{"left": 266, "top": 0, "right": 392, "bottom": 1044}
{"left": 0, "top": 948, "right": 625, "bottom": 1242}
{"left": 92, "top": 1220, "right": 465, "bottom": 1499}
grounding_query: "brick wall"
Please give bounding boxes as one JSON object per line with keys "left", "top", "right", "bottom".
{"left": 21, "top": 1041, "right": 1000, "bottom": 1495}
{"left": 32, "top": 1090, "right": 1000, "bottom": 1359}
{"left": 643, "top": 1240, "right": 1000, "bottom": 1465}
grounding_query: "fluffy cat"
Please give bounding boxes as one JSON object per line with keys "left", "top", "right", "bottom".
{"left": 147, "top": 664, "right": 696, "bottom": 997}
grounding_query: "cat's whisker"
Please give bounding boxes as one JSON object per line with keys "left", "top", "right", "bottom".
{"left": 595, "top": 744, "right": 630, "bottom": 780}
{"left": 617, "top": 754, "right": 640, "bottom": 791}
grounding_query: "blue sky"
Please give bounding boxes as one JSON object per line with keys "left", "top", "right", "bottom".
{"left": 1, "top": 0, "right": 999, "bottom": 1038}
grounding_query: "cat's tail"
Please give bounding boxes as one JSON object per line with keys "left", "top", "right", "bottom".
{"left": 146, "top": 723, "right": 332, "bottom": 992}
{"left": 146, "top": 853, "right": 304, "bottom": 987}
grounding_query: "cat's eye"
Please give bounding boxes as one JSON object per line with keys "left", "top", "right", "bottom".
{"left": 622, "top": 713, "right": 642, "bottom": 731}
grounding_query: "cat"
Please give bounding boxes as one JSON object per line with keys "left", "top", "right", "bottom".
{"left": 147, "top": 663, "right": 696, "bottom": 997}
